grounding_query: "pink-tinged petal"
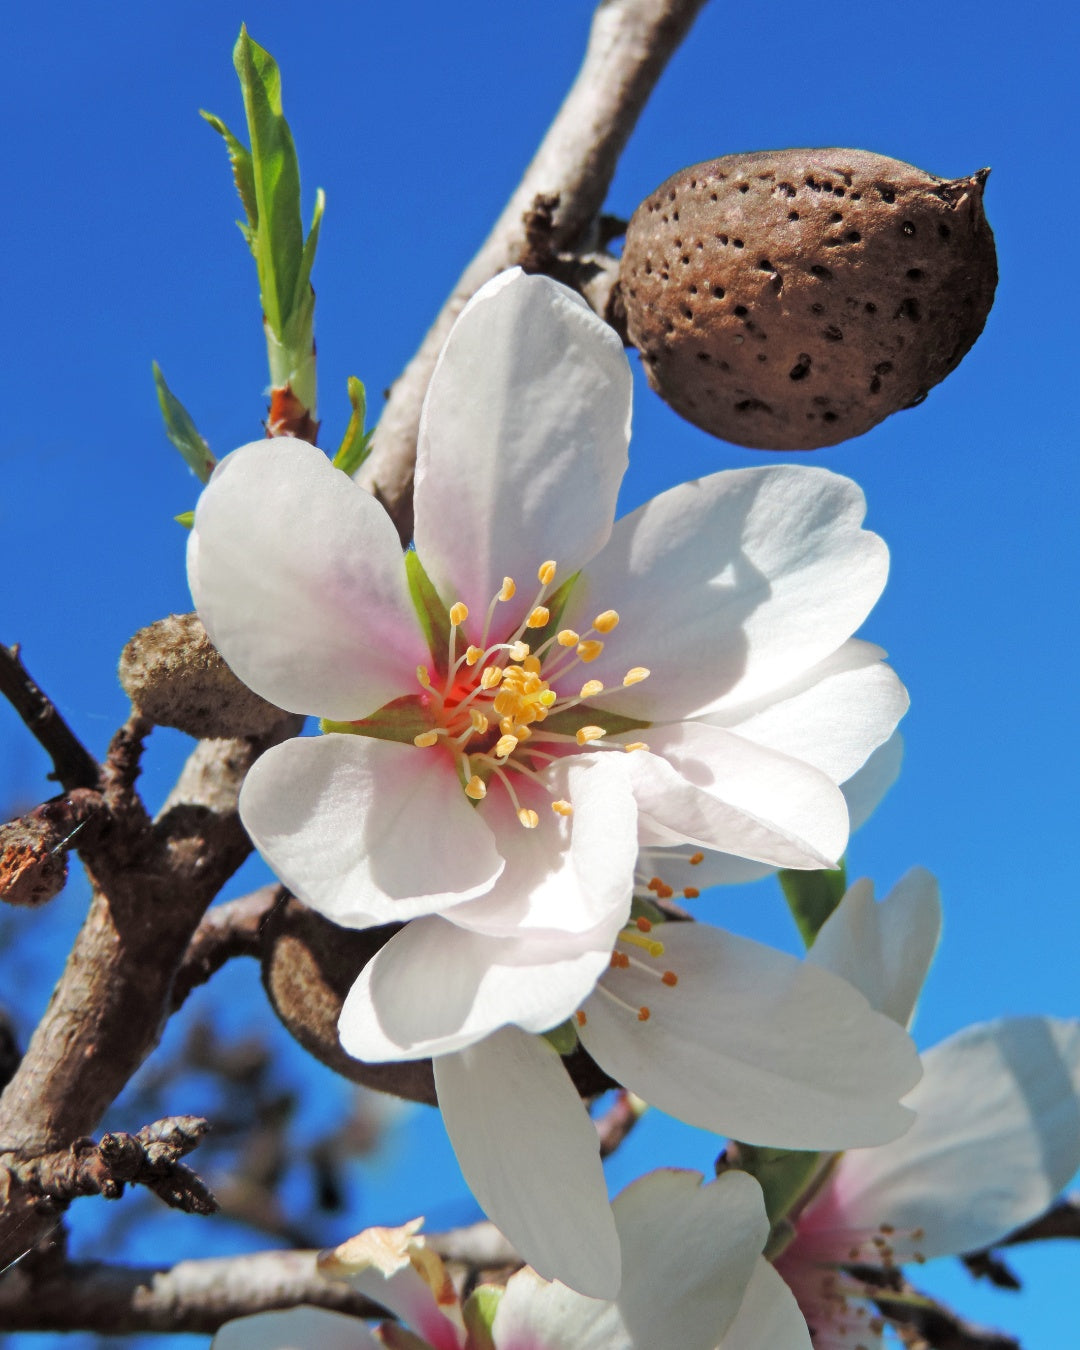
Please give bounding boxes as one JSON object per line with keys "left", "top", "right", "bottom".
{"left": 319, "top": 1222, "right": 465, "bottom": 1350}
{"left": 490, "top": 1169, "right": 768, "bottom": 1350}
{"left": 189, "top": 439, "right": 424, "bottom": 720}
{"left": 771, "top": 1259, "right": 880, "bottom": 1350}
{"left": 708, "top": 640, "right": 909, "bottom": 787}
{"left": 579, "top": 922, "right": 920, "bottom": 1149}
{"left": 435, "top": 1027, "right": 620, "bottom": 1298}
{"left": 450, "top": 754, "right": 636, "bottom": 937}
{"left": 819, "top": 1017, "right": 1080, "bottom": 1260}
{"left": 414, "top": 270, "right": 631, "bottom": 629}
{"left": 807, "top": 870, "right": 942, "bottom": 1028}
{"left": 627, "top": 723, "right": 849, "bottom": 870}
{"left": 339, "top": 915, "right": 615, "bottom": 1061}
{"left": 843, "top": 732, "right": 903, "bottom": 832}
{"left": 567, "top": 466, "right": 887, "bottom": 723}
{"left": 637, "top": 842, "right": 775, "bottom": 891}
{"left": 212, "top": 1307, "right": 380, "bottom": 1350}
{"left": 718, "top": 1260, "right": 813, "bottom": 1350}
{"left": 240, "top": 735, "right": 503, "bottom": 927}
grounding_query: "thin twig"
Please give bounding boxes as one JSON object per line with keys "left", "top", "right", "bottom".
{"left": 169, "top": 885, "right": 287, "bottom": 1013}
{"left": 357, "top": 0, "right": 708, "bottom": 542}
{"left": 0, "top": 645, "right": 100, "bottom": 792}
{"left": 596, "top": 1088, "right": 646, "bottom": 1157}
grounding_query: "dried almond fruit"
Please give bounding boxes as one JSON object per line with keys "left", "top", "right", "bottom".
{"left": 619, "top": 148, "right": 997, "bottom": 449}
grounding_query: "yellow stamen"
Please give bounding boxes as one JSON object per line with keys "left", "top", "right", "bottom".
{"left": 515, "top": 725, "right": 533, "bottom": 742}
{"left": 538, "top": 560, "right": 557, "bottom": 586}
{"left": 469, "top": 709, "right": 489, "bottom": 733}
{"left": 413, "top": 730, "right": 439, "bottom": 748}
{"left": 499, "top": 577, "right": 516, "bottom": 601}
{"left": 509, "top": 640, "right": 530, "bottom": 662}
{"left": 449, "top": 602, "right": 469, "bottom": 627}
{"left": 465, "top": 775, "right": 487, "bottom": 800}
{"left": 593, "top": 609, "right": 620, "bottom": 633}
{"left": 551, "top": 799, "right": 573, "bottom": 816}
{"left": 416, "top": 665, "right": 432, "bottom": 689}
{"left": 623, "top": 741, "right": 648, "bottom": 753}
{"left": 577, "top": 639, "right": 604, "bottom": 663}
{"left": 621, "top": 928, "right": 666, "bottom": 958}
{"left": 495, "top": 734, "right": 519, "bottom": 758}
{"left": 576, "top": 725, "right": 606, "bottom": 746}
{"left": 526, "top": 606, "right": 550, "bottom": 629}
{"left": 465, "top": 645, "right": 484, "bottom": 666}
{"left": 523, "top": 654, "right": 542, "bottom": 674}
{"left": 538, "top": 689, "right": 557, "bottom": 707}
{"left": 623, "top": 666, "right": 650, "bottom": 686}
{"left": 480, "top": 665, "right": 503, "bottom": 690}
{"left": 493, "top": 690, "right": 518, "bottom": 718}
{"left": 556, "top": 629, "right": 580, "bottom": 647}
{"left": 580, "top": 679, "right": 604, "bottom": 698}
{"left": 517, "top": 808, "right": 540, "bottom": 829}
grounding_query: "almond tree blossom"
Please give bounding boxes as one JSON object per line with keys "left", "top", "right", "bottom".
{"left": 212, "top": 1170, "right": 812, "bottom": 1350}
{"left": 772, "top": 871, "right": 1080, "bottom": 1349}
{"left": 189, "top": 267, "right": 919, "bottom": 1294}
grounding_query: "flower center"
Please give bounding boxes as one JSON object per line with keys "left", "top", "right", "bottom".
{"left": 410, "top": 560, "right": 650, "bottom": 826}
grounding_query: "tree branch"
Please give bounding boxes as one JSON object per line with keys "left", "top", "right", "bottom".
{"left": 169, "top": 885, "right": 287, "bottom": 1014}
{"left": 0, "top": 645, "right": 100, "bottom": 792}
{"left": 357, "top": 0, "right": 708, "bottom": 542}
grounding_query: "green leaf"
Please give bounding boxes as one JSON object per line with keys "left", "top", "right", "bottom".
{"left": 333, "top": 376, "right": 374, "bottom": 477}
{"left": 405, "top": 550, "right": 453, "bottom": 671}
{"left": 174, "top": 510, "right": 195, "bottom": 529}
{"left": 726, "top": 1143, "right": 823, "bottom": 1227}
{"left": 321, "top": 695, "right": 431, "bottom": 746}
{"left": 152, "top": 362, "right": 216, "bottom": 482}
{"left": 199, "top": 109, "right": 257, "bottom": 246}
{"left": 779, "top": 861, "right": 848, "bottom": 946}
{"left": 462, "top": 1286, "right": 502, "bottom": 1350}
{"left": 232, "top": 27, "right": 304, "bottom": 340}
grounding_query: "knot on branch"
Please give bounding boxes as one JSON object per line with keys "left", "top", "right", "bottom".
{"left": 1, "top": 790, "right": 103, "bottom": 907}
{"left": 1, "top": 1116, "right": 217, "bottom": 1217}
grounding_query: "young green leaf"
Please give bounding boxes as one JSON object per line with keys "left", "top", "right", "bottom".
{"left": 332, "top": 376, "right": 374, "bottom": 477}
{"left": 174, "top": 510, "right": 195, "bottom": 529}
{"left": 779, "top": 861, "right": 849, "bottom": 947}
{"left": 199, "top": 109, "right": 257, "bottom": 247}
{"left": 152, "top": 362, "right": 216, "bottom": 482}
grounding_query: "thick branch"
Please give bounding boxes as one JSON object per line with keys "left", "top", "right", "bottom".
{"left": 170, "top": 885, "right": 286, "bottom": 1013}
{"left": 0, "top": 645, "right": 100, "bottom": 791}
{"left": 357, "top": 0, "right": 707, "bottom": 541}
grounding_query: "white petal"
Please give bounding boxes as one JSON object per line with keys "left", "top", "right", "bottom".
{"left": 435, "top": 1027, "right": 620, "bottom": 1298}
{"left": 490, "top": 1169, "right": 769, "bottom": 1350}
{"left": 567, "top": 465, "right": 888, "bottom": 723}
{"left": 449, "top": 753, "right": 637, "bottom": 937}
{"left": 414, "top": 270, "right": 631, "bottom": 629}
{"left": 627, "top": 723, "right": 849, "bottom": 870}
{"left": 719, "top": 1260, "right": 813, "bottom": 1350}
{"left": 708, "top": 640, "right": 908, "bottom": 787}
{"left": 339, "top": 915, "right": 615, "bottom": 1061}
{"left": 579, "top": 922, "right": 920, "bottom": 1149}
{"left": 240, "top": 735, "right": 503, "bottom": 927}
{"left": 636, "top": 842, "right": 774, "bottom": 893}
{"left": 807, "top": 869, "right": 942, "bottom": 1028}
{"left": 189, "top": 439, "right": 424, "bottom": 719}
{"left": 820, "top": 1017, "right": 1080, "bottom": 1259}
{"left": 212, "top": 1307, "right": 380, "bottom": 1350}
{"left": 842, "top": 732, "right": 904, "bottom": 832}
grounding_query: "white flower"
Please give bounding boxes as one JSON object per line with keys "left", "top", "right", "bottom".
{"left": 773, "top": 871, "right": 1080, "bottom": 1349}
{"left": 212, "top": 1170, "right": 813, "bottom": 1350}
{"left": 190, "top": 268, "right": 918, "bottom": 1295}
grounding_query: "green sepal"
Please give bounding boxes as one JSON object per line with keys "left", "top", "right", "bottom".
{"left": 462, "top": 1285, "right": 502, "bottom": 1350}
{"left": 542, "top": 704, "right": 650, "bottom": 740}
{"left": 175, "top": 510, "right": 195, "bottom": 529}
{"left": 405, "top": 550, "right": 453, "bottom": 672}
{"left": 725, "top": 1142, "right": 823, "bottom": 1227}
{"left": 542, "top": 1019, "right": 580, "bottom": 1057}
{"left": 321, "top": 695, "right": 431, "bottom": 745}
{"left": 152, "top": 363, "right": 216, "bottom": 483}
{"left": 780, "top": 860, "right": 848, "bottom": 947}
{"left": 333, "top": 376, "right": 375, "bottom": 477}
{"left": 523, "top": 570, "right": 579, "bottom": 652}
{"left": 199, "top": 109, "right": 257, "bottom": 247}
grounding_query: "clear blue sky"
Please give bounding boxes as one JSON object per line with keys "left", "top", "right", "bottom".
{"left": 2, "top": 3, "right": 1078, "bottom": 1347}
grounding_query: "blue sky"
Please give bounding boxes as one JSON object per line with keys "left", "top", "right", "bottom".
{"left": 2, "top": 2, "right": 1078, "bottom": 1347}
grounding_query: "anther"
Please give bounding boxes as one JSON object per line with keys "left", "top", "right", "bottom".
{"left": 593, "top": 610, "right": 620, "bottom": 633}
{"left": 577, "top": 639, "right": 604, "bottom": 662}
{"left": 623, "top": 666, "right": 650, "bottom": 685}
{"left": 416, "top": 665, "right": 432, "bottom": 689}
{"left": 470, "top": 709, "right": 489, "bottom": 733}
{"left": 509, "top": 640, "right": 530, "bottom": 661}
{"left": 551, "top": 799, "right": 573, "bottom": 816}
{"left": 538, "top": 560, "right": 557, "bottom": 586}
{"left": 495, "top": 734, "right": 518, "bottom": 758}
{"left": 538, "top": 689, "right": 557, "bottom": 706}
{"left": 610, "top": 951, "right": 630, "bottom": 969}
{"left": 527, "top": 606, "right": 550, "bottom": 629}
{"left": 575, "top": 1010, "right": 587, "bottom": 1027}
{"left": 465, "top": 645, "right": 484, "bottom": 666}
{"left": 413, "top": 730, "right": 439, "bottom": 748}
{"left": 465, "top": 775, "right": 487, "bottom": 800}
{"left": 661, "top": 971, "right": 679, "bottom": 987}
{"left": 635, "top": 917, "right": 653, "bottom": 932}
{"left": 683, "top": 886, "right": 700, "bottom": 900}
{"left": 523, "top": 654, "right": 542, "bottom": 674}
{"left": 637, "top": 1006, "right": 651, "bottom": 1022}
{"left": 575, "top": 725, "right": 606, "bottom": 746}
{"left": 517, "top": 808, "right": 539, "bottom": 829}
{"left": 689, "top": 852, "right": 704, "bottom": 865}
{"left": 480, "top": 666, "right": 503, "bottom": 690}
{"left": 449, "top": 602, "right": 469, "bottom": 627}
{"left": 556, "top": 629, "right": 580, "bottom": 647}
{"left": 580, "top": 679, "right": 604, "bottom": 698}
{"left": 623, "top": 741, "right": 649, "bottom": 753}
{"left": 499, "top": 577, "right": 516, "bottom": 601}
